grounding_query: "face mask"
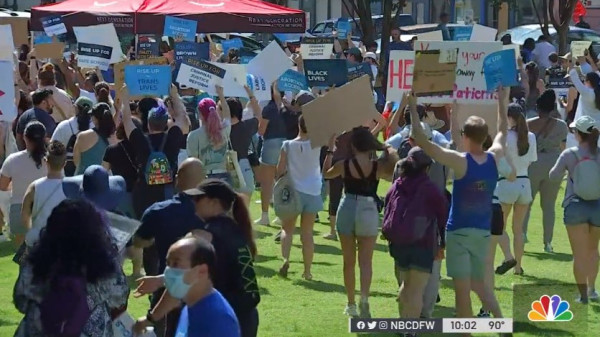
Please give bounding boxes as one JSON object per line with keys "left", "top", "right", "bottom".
{"left": 164, "top": 267, "right": 192, "bottom": 299}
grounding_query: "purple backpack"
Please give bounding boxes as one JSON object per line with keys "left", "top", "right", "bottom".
{"left": 382, "top": 178, "right": 431, "bottom": 245}
{"left": 40, "top": 275, "right": 91, "bottom": 337}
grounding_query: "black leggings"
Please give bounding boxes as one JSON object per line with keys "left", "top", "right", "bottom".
{"left": 238, "top": 308, "right": 259, "bottom": 337}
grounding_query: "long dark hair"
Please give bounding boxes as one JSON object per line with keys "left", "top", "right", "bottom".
{"left": 91, "top": 103, "right": 116, "bottom": 139}
{"left": 525, "top": 62, "right": 539, "bottom": 93}
{"left": 75, "top": 104, "right": 92, "bottom": 133}
{"left": 24, "top": 121, "right": 47, "bottom": 169}
{"left": 28, "top": 199, "right": 119, "bottom": 283}
{"left": 508, "top": 106, "right": 530, "bottom": 156}
{"left": 350, "top": 127, "right": 386, "bottom": 153}
{"left": 398, "top": 158, "right": 428, "bottom": 178}
{"left": 536, "top": 89, "right": 556, "bottom": 115}
{"left": 578, "top": 128, "right": 600, "bottom": 155}
{"left": 585, "top": 72, "right": 600, "bottom": 110}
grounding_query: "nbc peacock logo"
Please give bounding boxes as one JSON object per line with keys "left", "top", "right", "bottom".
{"left": 528, "top": 295, "right": 573, "bottom": 322}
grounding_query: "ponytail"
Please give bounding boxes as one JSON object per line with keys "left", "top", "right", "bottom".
{"left": 202, "top": 107, "right": 224, "bottom": 146}
{"left": 507, "top": 106, "right": 530, "bottom": 156}
{"left": 585, "top": 72, "right": 600, "bottom": 110}
{"left": 76, "top": 106, "right": 92, "bottom": 132}
{"left": 232, "top": 193, "right": 257, "bottom": 258}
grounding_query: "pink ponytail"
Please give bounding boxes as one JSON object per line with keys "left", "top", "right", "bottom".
{"left": 198, "top": 98, "right": 224, "bottom": 146}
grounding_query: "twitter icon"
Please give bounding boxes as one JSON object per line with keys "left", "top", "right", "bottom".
{"left": 367, "top": 321, "right": 377, "bottom": 330}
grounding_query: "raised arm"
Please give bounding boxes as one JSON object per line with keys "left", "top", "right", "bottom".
{"left": 216, "top": 85, "right": 230, "bottom": 120}
{"left": 388, "top": 93, "right": 409, "bottom": 136}
{"left": 245, "top": 85, "right": 262, "bottom": 122}
{"left": 450, "top": 101, "right": 462, "bottom": 150}
{"left": 488, "top": 86, "right": 509, "bottom": 160}
{"left": 119, "top": 85, "right": 136, "bottom": 139}
{"left": 168, "top": 84, "right": 190, "bottom": 133}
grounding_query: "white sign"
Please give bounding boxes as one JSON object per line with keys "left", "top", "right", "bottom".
{"left": 0, "top": 25, "right": 15, "bottom": 59}
{"left": 212, "top": 62, "right": 248, "bottom": 98}
{"left": 0, "top": 61, "right": 15, "bottom": 122}
{"left": 571, "top": 41, "right": 592, "bottom": 58}
{"left": 74, "top": 23, "right": 124, "bottom": 63}
{"left": 416, "top": 30, "right": 443, "bottom": 41}
{"left": 414, "top": 41, "right": 502, "bottom": 104}
{"left": 77, "top": 43, "right": 113, "bottom": 71}
{"left": 583, "top": 0, "right": 600, "bottom": 8}
{"left": 41, "top": 16, "right": 67, "bottom": 36}
{"left": 300, "top": 37, "right": 335, "bottom": 60}
{"left": 247, "top": 40, "right": 293, "bottom": 85}
{"left": 176, "top": 59, "right": 225, "bottom": 96}
{"left": 470, "top": 24, "right": 498, "bottom": 42}
{"left": 387, "top": 50, "right": 415, "bottom": 103}
{"left": 246, "top": 74, "right": 271, "bottom": 101}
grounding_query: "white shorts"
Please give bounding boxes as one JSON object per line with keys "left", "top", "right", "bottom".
{"left": 495, "top": 177, "right": 532, "bottom": 205}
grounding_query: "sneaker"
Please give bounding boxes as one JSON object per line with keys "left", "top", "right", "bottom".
{"left": 477, "top": 308, "right": 491, "bottom": 317}
{"left": 274, "top": 231, "right": 282, "bottom": 243}
{"left": 495, "top": 259, "right": 517, "bottom": 275}
{"left": 359, "top": 300, "right": 371, "bottom": 318}
{"left": 323, "top": 233, "right": 338, "bottom": 241}
{"left": 254, "top": 215, "right": 270, "bottom": 226}
{"left": 589, "top": 290, "right": 599, "bottom": 301}
{"left": 344, "top": 304, "right": 359, "bottom": 317}
{"left": 544, "top": 243, "right": 553, "bottom": 253}
{"left": 575, "top": 296, "right": 589, "bottom": 304}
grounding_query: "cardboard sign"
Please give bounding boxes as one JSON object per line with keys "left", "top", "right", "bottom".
{"left": 0, "top": 60, "right": 16, "bottom": 122}
{"left": 176, "top": 59, "right": 225, "bottom": 96}
{"left": 483, "top": 49, "right": 518, "bottom": 91}
{"left": 302, "top": 75, "right": 380, "bottom": 148}
{"left": 413, "top": 50, "right": 457, "bottom": 96}
{"left": 0, "top": 17, "right": 28, "bottom": 47}
{"left": 113, "top": 57, "right": 169, "bottom": 97}
{"left": 416, "top": 30, "right": 443, "bottom": 41}
{"left": 304, "top": 59, "right": 348, "bottom": 87}
{"left": 74, "top": 24, "right": 124, "bottom": 63}
{"left": 36, "top": 42, "right": 66, "bottom": 60}
{"left": 387, "top": 50, "right": 415, "bottom": 102}
{"left": 41, "top": 15, "right": 67, "bottom": 36}
{"left": 77, "top": 43, "right": 113, "bottom": 71}
{"left": 336, "top": 18, "right": 351, "bottom": 39}
{"left": 456, "top": 103, "right": 498, "bottom": 139}
{"left": 221, "top": 38, "right": 243, "bottom": 54}
{"left": 470, "top": 24, "right": 498, "bottom": 42}
{"left": 571, "top": 41, "right": 592, "bottom": 58}
{"left": 414, "top": 41, "right": 502, "bottom": 104}
{"left": 278, "top": 69, "right": 309, "bottom": 93}
{"left": 300, "top": 37, "right": 335, "bottom": 60}
{"left": 137, "top": 35, "right": 160, "bottom": 60}
{"left": 453, "top": 26, "right": 473, "bottom": 41}
{"left": 247, "top": 40, "right": 292, "bottom": 85}
{"left": 124, "top": 65, "right": 171, "bottom": 97}
{"left": 163, "top": 16, "right": 197, "bottom": 42}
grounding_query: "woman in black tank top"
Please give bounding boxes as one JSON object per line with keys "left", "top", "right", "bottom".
{"left": 322, "top": 127, "right": 390, "bottom": 318}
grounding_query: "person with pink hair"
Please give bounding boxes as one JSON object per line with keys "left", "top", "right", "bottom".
{"left": 186, "top": 86, "right": 232, "bottom": 184}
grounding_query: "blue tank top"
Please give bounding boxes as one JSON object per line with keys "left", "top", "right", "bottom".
{"left": 447, "top": 153, "right": 498, "bottom": 232}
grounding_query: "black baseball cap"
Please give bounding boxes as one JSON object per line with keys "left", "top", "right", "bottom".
{"left": 184, "top": 179, "right": 237, "bottom": 205}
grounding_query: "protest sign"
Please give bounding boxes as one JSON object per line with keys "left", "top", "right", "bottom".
{"left": 470, "top": 24, "right": 497, "bottom": 42}
{"left": 164, "top": 16, "right": 197, "bottom": 42}
{"left": 302, "top": 75, "right": 380, "bottom": 148}
{"left": 221, "top": 38, "right": 244, "bottom": 54}
{"left": 137, "top": 35, "right": 160, "bottom": 60}
{"left": 0, "top": 17, "right": 28, "bottom": 47}
{"left": 0, "top": 25, "right": 14, "bottom": 60}
{"left": 74, "top": 24, "right": 124, "bottom": 63}
{"left": 278, "top": 69, "right": 309, "bottom": 93}
{"left": 416, "top": 30, "right": 443, "bottom": 41}
{"left": 240, "top": 55, "right": 254, "bottom": 64}
{"left": 300, "top": 37, "right": 335, "bottom": 60}
{"left": 124, "top": 65, "right": 171, "bottom": 97}
{"left": 174, "top": 41, "right": 210, "bottom": 81}
{"left": 413, "top": 50, "right": 457, "bottom": 96}
{"left": 247, "top": 40, "right": 292, "bottom": 85}
{"left": 212, "top": 62, "right": 248, "bottom": 98}
{"left": 456, "top": 103, "right": 498, "bottom": 138}
{"left": 414, "top": 40, "right": 502, "bottom": 104}
{"left": 503, "top": 44, "right": 520, "bottom": 67}
{"left": 247, "top": 74, "right": 270, "bottom": 101}
{"left": 453, "top": 26, "right": 473, "bottom": 41}
{"left": 176, "top": 59, "right": 226, "bottom": 96}
{"left": 304, "top": 59, "right": 348, "bottom": 87}
{"left": 483, "top": 49, "right": 518, "bottom": 92}
{"left": 107, "top": 212, "right": 142, "bottom": 252}
{"left": 336, "top": 18, "right": 351, "bottom": 39}
{"left": 36, "top": 42, "right": 66, "bottom": 60}
{"left": 112, "top": 312, "right": 135, "bottom": 337}
{"left": 77, "top": 43, "right": 113, "bottom": 71}
{"left": 571, "top": 41, "right": 592, "bottom": 58}
{"left": 386, "top": 50, "right": 415, "bottom": 102}
{"left": 0, "top": 61, "right": 16, "bottom": 122}
{"left": 347, "top": 62, "right": 373, "bottom": 82}
{"left": 33, "top": 33, "right": 53, "bottom": 45}
{"left": 41, "top": 15, "right": 67, "bottom": 36}
{"left": 113, "top": 57, "right": 169, "bottom": 98}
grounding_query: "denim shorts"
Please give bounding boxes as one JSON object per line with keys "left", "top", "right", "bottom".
{"left": 446, "top": 228, "right": 490, "bottom": 280}
{"left": 336, "top": 194, "right": 380, "bottom": 237}
{"left": 260, "top": 138, "right": 284, "bottom": 166}
{"left": 564, "top": 199, "right": 600, "bottom": 226}
{"left": 297, "top": 190, "right": 323, "bottom": 214}
{"left": 389, "top": 243, "right": 434, "bottom": 273}
{"left": 237, "top": 158, "right": 255, "bottom": 195}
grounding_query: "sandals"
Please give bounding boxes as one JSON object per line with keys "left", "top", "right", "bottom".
{"left": 514, "top": 267, "right": 524, "bottom": 276}
{"left": 278, "top": 262, "right": 289, "bottom": 278}
{"left": 302, "top": 273, "right": 313, "bottom": 281}
{"left": 495, "top": 259, "right": 517, "bottom": 275}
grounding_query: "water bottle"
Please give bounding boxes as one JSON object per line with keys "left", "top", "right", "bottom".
{"left": 141, "top": 327, "right": 157, "bottom": 337}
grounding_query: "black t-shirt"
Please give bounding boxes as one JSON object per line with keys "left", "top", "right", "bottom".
{"left": 281, "top": 107, "right": 300, "bottom": 140}
{"left": 230, "top": 118, "right": 258, "bottom": 160}
{"left": 129, "top": 126, "right": 185, "bottom": 217}
{"left": 17, "top": 108, "right": 57, "bottom": 137}
{"left": 103, "top": 140, "right": 138, "bottom": 192}
{"left": 204, "top": 215, "right": 260, "bottom": 315}
{"left": 261, "top": 101, "right": 286, "bottom": 139}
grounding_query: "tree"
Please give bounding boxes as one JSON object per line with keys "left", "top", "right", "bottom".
{"left": 526, "top": 0, "right": 578, "bottom": 54}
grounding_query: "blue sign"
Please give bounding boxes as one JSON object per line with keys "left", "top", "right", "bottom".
{"left": 137, "top": 35, "right": 160, "bottom": 60}
{"left": 304, "top": 59, "right": 348, "bottom": 87}
{"left": 221, "top": 38, "right": 244, "bottom": 54}
{"left": 336, "top": 18, "right": 351, "bottom": 39}
{"left": 347, "top": 62, "right": 373, "bottom": 82}
{"left": 34, "top": 34, "right": 53, "bottom": 45}
{"left": 240, "top": 55, "right": 254, "bottom": 64}
{"left": 163, "top": 16, "right": 197, "bottom": 42}
{"left": 41, "top": 15, "right": 67, "bottom": 36}
{"left": 453, "top": 26, "right": 473, "bottom": 41}
{"left": 174, "top": 41, "right": 210, "bottom": 83}
{"left": 278, "top": 69, "right": 308, "bottom": 93}
{"left": 124, "top": 65, "right": 172, "bottom": 97}
{"left": 483, "top": 49, "right": 518, "bottom": 92}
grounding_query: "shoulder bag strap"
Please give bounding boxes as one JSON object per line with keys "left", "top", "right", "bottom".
{"left": 32, "top": 181, "right": 62, "bottom": 220}
{"left": 120, "top": 142, "right": 138, "bottom": 173}
{"left": 158, "top": 132, "right": 169, "bottom": 152}
{"left": 68, "top": 120, "right": 75, "bottom": 136}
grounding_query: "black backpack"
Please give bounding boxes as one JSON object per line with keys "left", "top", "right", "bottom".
{"left": 64, "top": 123, "right": 78, "bottom": 177}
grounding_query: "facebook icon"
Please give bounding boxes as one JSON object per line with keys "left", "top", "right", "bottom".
{"left": 356, "top": 321, "right": 365, "bottom": 330}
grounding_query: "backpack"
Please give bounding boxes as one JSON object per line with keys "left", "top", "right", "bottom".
{"left": 571, "top": 149, "right": 600, "bottom": 201}
{"left": 144, "top": 133, "right": 174, "bottom": 186}
{"left": 40, "top": 275, "right": 91, "bottom": 337}
{"left": 64, "top": 123, "right": 78, "bottom": 177}
{"left": 382, "top": 178, "right": 432, "bottom": 245}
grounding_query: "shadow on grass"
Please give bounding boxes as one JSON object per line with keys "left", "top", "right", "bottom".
{"left": 255, "top": 254, "right": 279, "bottom": 263}
{"left": 513, "top": 321, "right": 577, "bottom": 336}
{"left": 292, "top": 279, "right": 397, "bottom": 299}
{"left": 292, "top": 243, "right": 342, "bottom": 255}
{"left": 255, "top": 230, "right": 272, "bottom": 240}
{"left": 524, "top": 251, "right": 572, "bottom": 262}
{"left": 0, "top": 241, "right": 17, "bottom": 258}
{"left": 255, "top": 265, "right": 277, "bottom": 278}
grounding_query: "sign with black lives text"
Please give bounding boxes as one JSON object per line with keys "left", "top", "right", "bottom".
{"left": 137, "top": 35, "right": 160, "bottom": 60}
{"left": 176, "top": 59, "right": 226, "bottom": 96}
{"left": 124, "top": 65, "right": 171, "bottom": 97}
{"left": 77, "top": 43, "right": 113, "bottom": 71}
{"left": 300, "top": 37, "right": 334, "bottom": 60}
{"left": 41, "top": 15, "right": 67, "bottom": 36}
{"left": 304, "top": 59, "right": 348, "bottom": 87}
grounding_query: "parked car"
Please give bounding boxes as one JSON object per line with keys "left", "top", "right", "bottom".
{"left": 307, "top": 14, "right": 416, "bottom": 40}
{"left": 498, "top": 24, "right": 600, "bottom": 55}
{"left": 209, "top": 33, "right": 264, "bottom": 56}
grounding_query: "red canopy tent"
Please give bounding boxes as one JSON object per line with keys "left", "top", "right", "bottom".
{"left": 31, "top": 0, "right": 145, "bottom": 33}
{"left": 135, "top": 0, "right": 306, "bottom": 34}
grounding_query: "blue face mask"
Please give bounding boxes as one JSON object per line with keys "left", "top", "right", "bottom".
{"left": 164, "top": 267, "right": 192, "bottom": 299}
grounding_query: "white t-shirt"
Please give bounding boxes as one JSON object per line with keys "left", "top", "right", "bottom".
{"left": 25, "top": 177, "right": 66, "bottom": 247}
{"left": 51, "top": 117, "right": 79, "bottom": 146}
{"left": 0, "top": 150, "right": 48, "bottom": 204}
{"left": 284, "top": 139, "right": 322, "bottom": 196}
{"left": 79, "top": 89, "right": 98, "bottom": 104}
{"left": 506, "top": 131, "right": 537, "bottom": 176}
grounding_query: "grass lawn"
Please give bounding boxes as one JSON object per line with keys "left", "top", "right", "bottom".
{"left": 0, "top": 181, "right": 598, "bottom": 336}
